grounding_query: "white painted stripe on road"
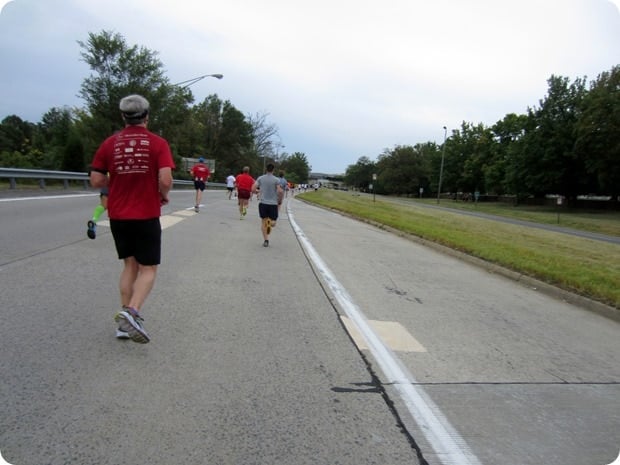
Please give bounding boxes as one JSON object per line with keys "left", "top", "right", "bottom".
{"left": 94, "top": 210, "right": 190, "bottom": 231}
{"left": 161, "top": 215, "right": 184, "bottom": 229}
{"left": 287, "top": 200, "right": 482, "bottom": 465}
{"left": 0, "top": 193, "right": 97, "bottom": 202}
{"left": 173, "top": 210, "right": 196, "bottom": 217}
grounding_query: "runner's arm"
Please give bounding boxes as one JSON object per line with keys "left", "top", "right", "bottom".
{"left": 89, "top": 169, "right": 108, "bottom": 189}
{"left": 159, "top": 167, "right": 173, "bottom": 205}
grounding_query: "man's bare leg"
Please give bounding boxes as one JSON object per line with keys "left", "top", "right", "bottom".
{"left": 119, "top": 257, "right": 139, "bottom": 308}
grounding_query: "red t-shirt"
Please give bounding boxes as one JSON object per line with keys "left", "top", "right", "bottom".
{"left": 235, "top": 173, "right": 254, "bottom": 191}
{"left": 191, "top": 163, "right": 210, "bottom": 181}
{"left": 91, "top": 126, "right": 175, "bottom": 220}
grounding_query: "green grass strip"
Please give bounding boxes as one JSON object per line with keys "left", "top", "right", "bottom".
{"left": 299, "top": 190, "right": 620, "bottom": 309}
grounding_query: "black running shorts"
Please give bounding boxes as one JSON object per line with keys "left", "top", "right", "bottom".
{"left": 110, "top": 218, "right": 162, "bottom": 265}
{"left": 258, "top": 203, "right": 278, "bottom": 221}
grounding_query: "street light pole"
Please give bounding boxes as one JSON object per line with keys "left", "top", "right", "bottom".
{"left": 170, "top": 73, "right": 223, "bottom": 172}
{"left": 173, "top": 73, "right": 223, "bottom": 89}
{"left": 437, "top": 126, "right": 447, "bottom": 204}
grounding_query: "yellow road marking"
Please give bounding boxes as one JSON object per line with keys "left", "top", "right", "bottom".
{"left": 340, "top": 316, "right": 427, "bottom": 353}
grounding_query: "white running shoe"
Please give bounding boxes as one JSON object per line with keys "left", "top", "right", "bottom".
{"left": 114, "top": 307, "right": 150, "bottom": 343}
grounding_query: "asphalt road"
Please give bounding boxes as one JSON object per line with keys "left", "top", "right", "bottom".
{"left": 1, "top": 189, "right": 618, "bottom": 465}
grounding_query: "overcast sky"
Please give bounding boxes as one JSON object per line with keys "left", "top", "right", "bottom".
{"left": 1, "top": 0, "right": 619, "bottom": 173}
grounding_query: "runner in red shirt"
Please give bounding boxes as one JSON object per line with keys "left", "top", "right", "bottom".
{"left": 235, "top": 166, "right": 255, "bottom": 219}
{"left": 89, "top": 94, "right": 175, "bottom": 344}
{"left": 190, "top": 158, "right": 210, "bottom": 212}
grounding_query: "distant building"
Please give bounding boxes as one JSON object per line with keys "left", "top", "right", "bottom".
{"left": 308, "top": 172, "right": 345, "bottom": 189}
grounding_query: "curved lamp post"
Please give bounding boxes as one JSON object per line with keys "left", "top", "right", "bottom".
{"left": 173, "top": 73, "right": 223, "bottom": 89}
{"left": 437, "top": 126, "right": 447, "bottom": 204}
{"left": 170, "top": 74, "right": 222, "bottom": 171}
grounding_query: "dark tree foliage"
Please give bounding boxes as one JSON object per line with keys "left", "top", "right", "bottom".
{"left": 0, "top": 115, "right": 33, "bottom": 154}
{"left": 344, "top": 156, "right": 376, "bottom": 191}
{"left": 575, "top": 66, "right": 620, "bottom": 200}
{"left": 77, "top": 30, "right": 195, "bottom": 160}
{"left": 61, "top": 129, "right": 85, "bottom": 172}
{"left": 376, "top": 145, "right": 430, "bottom": 196}
{"left": 278, "top": 152, "right": 311, "bottom": 185}
{"left": 516, "top": 75, "right": 588, "bottom": 201}
{"left": 214, "top": 101, "right": 254, "bottom": 180}
{"left": 344, "top": 66, "right": 618, "bottom": 204}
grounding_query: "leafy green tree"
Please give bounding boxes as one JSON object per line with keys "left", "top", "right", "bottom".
{"left": 77, "top": 30, "right": 192, "bottom": 155}
{"left": 376, "top": 145, "right": 431, "bottom": 196}
{"left": 503, "top": 110, "right": 539, "bottom": 201}
{"left": 344, "top": 156, "right": 376, "bottom": 191}
{"left": 61, "top": 129, "right": 85, "bottom": 172}
{"left": 0, "top": 115, "right": 34, "bottom": 155}
{"left": 575, "top": 65, "right": 620, "bottom": 200}
{"left": 280, "top": 152, "right": 310, "bottom": 184}
{"left": 40, "top": 108, "right": 72, "bottom": 146}
{"left": 490, "top": 113, "right": 528, "bottom": 195}
{"left": 185, "top": 95, "right": 223, "bottom": 160}
{"left": 180, "top": 95, "right": 256, "bottom": 181}
{"left": 0, "top": 150, "right": 34, "bottom": 168}
{"left": 345, "top": 67, "right": 617, "bottom": 203}
{"left": 414, "top": 142, "right": 438, "bottom": 196}
{"left": 518, "top": 75, "right": 587, "bottom": 199}
{"left": 0, "top": 115, "right": 48, "bottom": 168}
{"left": 458, "top": 123, "right": 494, "bottom": 195}
{"left": 37, "top": 107, "right": 75, "bottom": 169}
{"left": 439, "top": 124, "right": 469, "bottom": 195}
{"left": 213, "top": 101, "right": 254, "bottom": 181}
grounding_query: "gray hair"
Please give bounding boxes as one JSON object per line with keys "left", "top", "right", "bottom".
{"left": 119, "top": 94, "right": 149, "bottom": 124}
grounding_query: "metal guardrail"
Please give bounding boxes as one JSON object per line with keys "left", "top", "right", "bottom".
{"left": 0, "top": 167, "right": 90, "bottom": 189}
{"left": 0, "top": 168, "right": 225, "bottom": 189}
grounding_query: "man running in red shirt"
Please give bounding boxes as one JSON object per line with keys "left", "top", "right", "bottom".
{"left": 191, "top": 157, "right": 210, "bottom": 212}
{"left": 89, "top": 94, "right": 175, "bottom": 343}
{"left": 235, "top": 166, "right": 255, "bottom": 219}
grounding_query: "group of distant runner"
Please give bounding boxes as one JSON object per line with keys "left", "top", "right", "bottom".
{"left": 87, "top": 161, "right": 291, "bottom": 245}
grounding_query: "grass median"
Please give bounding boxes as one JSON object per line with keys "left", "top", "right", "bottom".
{"left": 297, "top": 189, "right": 620, "bottom": 310}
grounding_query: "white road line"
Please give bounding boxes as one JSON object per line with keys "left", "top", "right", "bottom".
{"left": 0, "top": 193, "right": 97, "bottom": 202}
{"left": 160, "top": 215, "right": 185, "bottom": 229}
{"left": 97, "top": 210, "right": 191, "bottom": 231}
{"left": 173, "top": 210, "right": 196, "bottom": 217}
{"left": 287, "top": 200, "right": 482, "bottom": 465}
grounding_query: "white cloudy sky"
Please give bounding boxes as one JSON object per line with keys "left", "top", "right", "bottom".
{"left": 1, "top": 0, "right": 619, "bottom": 173}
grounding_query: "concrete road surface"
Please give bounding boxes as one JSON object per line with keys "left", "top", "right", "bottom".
{"left": 0, "top": 189, "right": 618, "bottom": 465}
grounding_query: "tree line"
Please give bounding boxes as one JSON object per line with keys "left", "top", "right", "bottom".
{"left": 0, "top": 30, "right": 311, "bottom": 184}
{"left": 344, "top": 65, "right": 619, "bottom": 205}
